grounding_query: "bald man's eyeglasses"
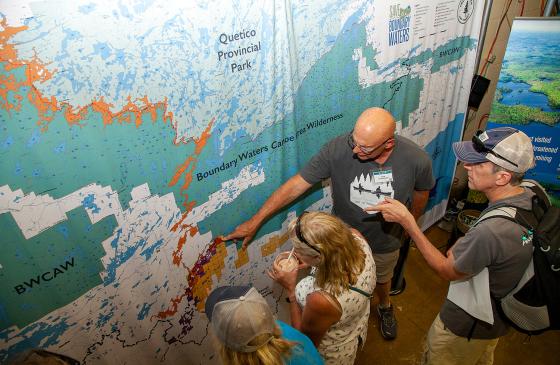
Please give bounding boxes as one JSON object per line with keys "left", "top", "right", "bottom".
{"left": 347, "top": 131, "right": 390, "bottom": 154}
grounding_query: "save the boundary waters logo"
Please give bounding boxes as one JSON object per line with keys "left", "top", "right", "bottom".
{"left": 457, "top": 0, "right": 475, "bottom": 24}
{"left": 389, "top": 4, "right": 411, "bottom": 46}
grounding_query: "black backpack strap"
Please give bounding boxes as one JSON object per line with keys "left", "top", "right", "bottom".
{"left": 473, "top": 179, "right": 549, "bottom": 230}
{"left": 521, "top": 180, "right": 551, "bottom": 208}
{"left": 475, "top": 205, "right": 537, "bottom": 244}
{"left": 476, "top": 206, "right": 517, "bottom": 224}
{"left": 350, "top": 286, "right": 373, "bottom": 298}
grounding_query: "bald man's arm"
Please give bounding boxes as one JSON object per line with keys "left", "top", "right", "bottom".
{"left": 411, "top": 190, "right": 430, "bottom": 221}
{"left": 224, "top": 174, "right": 312, "bottom": 248}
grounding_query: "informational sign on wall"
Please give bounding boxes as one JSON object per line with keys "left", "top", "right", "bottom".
{"left": 487, "top": 18, "right": 560, "bottom": 205}
{"left": 0, "top": 1, "right": 483, "bottom": 363}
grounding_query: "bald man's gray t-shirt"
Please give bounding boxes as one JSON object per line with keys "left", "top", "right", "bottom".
{"left": 299, "top": 134, "right": 434, "bottom": 254}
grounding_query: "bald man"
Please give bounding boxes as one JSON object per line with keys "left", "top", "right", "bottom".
{"left": 225, "top": 107, "right": 434, "bottom": 340}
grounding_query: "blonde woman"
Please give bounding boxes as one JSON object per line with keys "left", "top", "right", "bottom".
{"left": 269, "top": 211, "right": 376, "bottom": 365}
{"left": 205, "top": 285, "right": 323, "bottom": 365}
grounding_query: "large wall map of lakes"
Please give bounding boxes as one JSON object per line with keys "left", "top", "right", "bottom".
{"left": 0, "top": 0, "right": 480, "bottom": 363}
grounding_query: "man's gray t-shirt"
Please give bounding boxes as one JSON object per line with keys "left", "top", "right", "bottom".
{"left": 299, "top": 134, "right": 434, "bottom": 254}
{"left": 440, "top": 189, "right": 535, "bottom": 339}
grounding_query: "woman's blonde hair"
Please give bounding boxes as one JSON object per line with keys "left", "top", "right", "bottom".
{"left": 289, "top": 211, "right": 365, "bottom": 296}
{"left": 217, "top": 324, "right": 296, "bottom": 365}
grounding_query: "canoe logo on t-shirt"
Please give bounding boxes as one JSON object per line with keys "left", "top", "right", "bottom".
{"left": 350, "top": 173, "right": 395, "bottom": 214}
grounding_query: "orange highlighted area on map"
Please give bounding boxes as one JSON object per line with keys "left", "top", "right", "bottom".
{"left": 0, "top": 18, "right": 174, "bottom": 132}
{"left": 1, "top": 16, "right": 285, "bottom": 328}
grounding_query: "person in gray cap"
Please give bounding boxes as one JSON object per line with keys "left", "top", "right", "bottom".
{"left": 205, "top": 285, "right": 323, "bottom": 365}
{"left": 366, "top": 127, "right": 536, "bottom": 365}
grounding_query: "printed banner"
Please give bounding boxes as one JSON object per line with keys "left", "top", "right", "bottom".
{"left": 0, "top": 0, "right": 483, "bottom": 363}
{"left": 487, "top": 18, "right": 560, "bottom": 206}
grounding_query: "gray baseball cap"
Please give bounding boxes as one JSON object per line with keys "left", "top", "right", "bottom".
{"left": 204, "top": 286, "right": 275, "bottom": 353}
{"left": 453, "top": 127, "right": 535, "bottom": 173}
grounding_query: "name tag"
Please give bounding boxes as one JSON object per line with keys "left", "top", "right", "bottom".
{"left": 372, "top": 169, "right": 393, "bottom": 183}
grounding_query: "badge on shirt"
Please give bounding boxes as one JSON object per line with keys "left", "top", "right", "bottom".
{"left": 372, "top": 169, "right": 393, "bottom": 183}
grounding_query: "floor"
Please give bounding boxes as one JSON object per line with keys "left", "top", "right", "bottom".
{"left": 354, "top": 226, "right": 560, "bottom": 365}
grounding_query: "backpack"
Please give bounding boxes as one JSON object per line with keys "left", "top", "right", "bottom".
{"left": 474, "top": 180, "right": 560, "bottom": 335}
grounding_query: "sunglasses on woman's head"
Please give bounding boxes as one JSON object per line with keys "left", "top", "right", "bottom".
{"left": 295, "top": 211, "right": 321, "bottom": 254}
